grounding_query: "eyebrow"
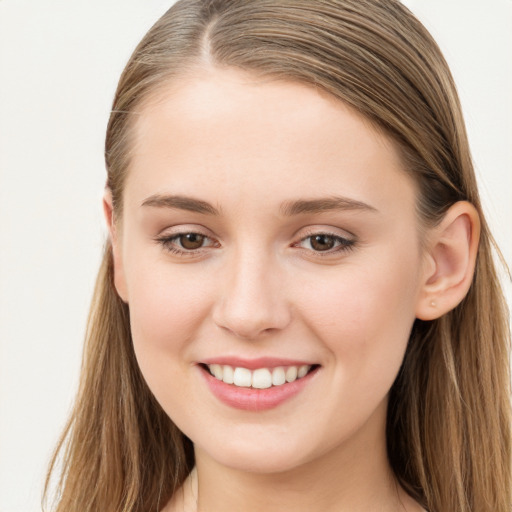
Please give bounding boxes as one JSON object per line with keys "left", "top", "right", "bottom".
{"left": 140, "top": 194, "right": 377, "bottom": 217}
{"left": 141, "top": 194, "right": 220, "bottom": 215}
{"left": 280, "top": 196, "right": 378, "bottom": 216}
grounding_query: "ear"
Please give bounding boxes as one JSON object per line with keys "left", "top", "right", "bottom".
{"left": 103, "top": 189, "right": 128, "bottom": 303}
{"left": 416, "top": 201, "right": 480, "bottom": 320}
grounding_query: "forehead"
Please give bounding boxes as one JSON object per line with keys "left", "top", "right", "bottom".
{"left": 126, "top": 68, "right": 416, "bottom": 216}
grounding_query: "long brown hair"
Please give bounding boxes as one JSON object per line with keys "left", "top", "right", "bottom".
{"left": 45, "top": 1, "right": 511, "bottom": 511}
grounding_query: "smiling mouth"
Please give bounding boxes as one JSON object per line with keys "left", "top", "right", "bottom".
{"left": 201, "top": 363, "right": 319, "bottom": 389}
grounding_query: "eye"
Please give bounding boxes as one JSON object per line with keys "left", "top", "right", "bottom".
{"left": 176, "top": 233, "right": 207, "bottom": 250}
{"left": 156, "top": 231, "right": 218, "bottom": 255}
{"left": 296, "top": 232, "right": 355, "bottom": 253}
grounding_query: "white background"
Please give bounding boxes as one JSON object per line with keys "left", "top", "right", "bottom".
{"left": 0, "top": 1, "right": 510, "bottom": 511}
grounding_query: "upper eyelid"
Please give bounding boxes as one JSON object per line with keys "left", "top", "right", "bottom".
{"left": 156, "top": 224, "right": 215, "bottom": 238}
{"left": 295, "top": 225, "right": 356, "bottom": 241}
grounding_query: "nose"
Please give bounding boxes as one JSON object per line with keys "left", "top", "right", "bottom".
{"left": 212, "top": 250, "right": 292, "bottom": 340}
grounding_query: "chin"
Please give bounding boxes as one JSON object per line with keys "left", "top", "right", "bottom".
{"left": 194, "top": 432, "right": 320, "bottom": 475}
{"left": 209, "top": 452, "right": 308, "bottom": 475}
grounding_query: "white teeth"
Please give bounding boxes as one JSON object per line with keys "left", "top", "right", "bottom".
{"left": 210, "top": 364, "right": 223, "bottom": 380}
{"left": 207, "top": 364, "right": 313, "bottom": 388}
{"left": 252, "top": 368, "right": 272, "bottom": 389}
{"left": 272, "top": 367, "right": 286, "bottom": 386}
{"left": 297, "top": 365, "right": 309, "bottom": 378}
{"left": 285, "top": 366, "right": 298, "bottom": 383}
{"left": 233, "top": 367, "right": 252, "bottom": 387}
{"left": 222, "top": 365, "right": 234, "bottom": 384}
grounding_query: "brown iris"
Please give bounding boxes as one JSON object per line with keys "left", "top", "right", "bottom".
{"left": 179, "top": 233, "right": 205, "bottom": 250}
{"left": 310, "top": 234, "right": 336, "bottom": 251}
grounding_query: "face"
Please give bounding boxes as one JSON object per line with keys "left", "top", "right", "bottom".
{"left": 110, "top": 68, "right": 429, "bottom": 474}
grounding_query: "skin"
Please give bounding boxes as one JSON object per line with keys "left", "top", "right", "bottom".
{"left": 105, "top": 67, "right": 479, "bottom": 512}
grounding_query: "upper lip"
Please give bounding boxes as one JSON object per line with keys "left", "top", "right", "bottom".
{"left": 200, "top": 356, "right": 317, "bottom": 370}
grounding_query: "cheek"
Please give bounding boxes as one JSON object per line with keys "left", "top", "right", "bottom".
{"left": 297, "top": 252, "right": 420, "bottom": 385}
{"left": 124, "top": 254, "right": 214, "bottom": 380}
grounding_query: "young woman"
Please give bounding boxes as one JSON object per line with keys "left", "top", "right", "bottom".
{"left": 45, "top": 1, "right": 511, "bottom": 511}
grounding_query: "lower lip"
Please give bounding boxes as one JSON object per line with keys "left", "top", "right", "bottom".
{"left": 200, "top": 366, "right": 318, "bottom": 411}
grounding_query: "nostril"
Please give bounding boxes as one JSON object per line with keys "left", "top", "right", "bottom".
{"left": 212, "top": 303, "right": 292, "bottom": 340}
{"left": 214, "top": 323, "right": 278, "bottom": 341}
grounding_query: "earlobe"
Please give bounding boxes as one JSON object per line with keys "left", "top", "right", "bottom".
{"left": 103, "top": 189, "right": 128, "bottom": 303}
{"left": 416, "top": 201, "right": 480, "bottom": 320}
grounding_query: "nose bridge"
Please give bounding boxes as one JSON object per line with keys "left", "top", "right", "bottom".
{"left": 213, "top": 244, "right": 291, "bottom": 339}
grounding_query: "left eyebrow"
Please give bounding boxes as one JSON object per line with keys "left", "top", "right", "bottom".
{"left": 280, "top": 196, "right": 378, "bottom": 216}
{"left": 141, "top": 194, "right": 220, "bottom": 215}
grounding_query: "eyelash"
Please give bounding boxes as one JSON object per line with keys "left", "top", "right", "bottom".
{"left": 156, "top": 232, "right": 218, "bottom": 257}
{"left": 293, "top": 231, "right": 356, "bottom": 256}
{"left": 155, "top": 231, "right": 356, "bottom": 257}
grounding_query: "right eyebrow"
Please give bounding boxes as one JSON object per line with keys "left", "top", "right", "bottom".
{"left": 141, "top": 194, "right": 220, "bottom": 215}
{"left": 280, "top": 196, "right": 378, "bottom": 216}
